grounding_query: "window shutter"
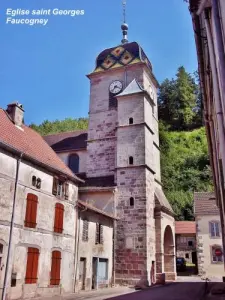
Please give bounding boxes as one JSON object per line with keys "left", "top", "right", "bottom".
{"left": 25, "top": 194, "right": 38, "bottom": 228}
{"left": 54, "top": 203, "right": 64, "bottom": 233}
{"left": 215, "top": 223, "right": 220, "bottom": 236}
{"left": 95, "top": 223, "right": 100, "bottom": 244}
{"left": 50, "top": 251, "right": 61, "bottom": 285}
{"left": 64, "top": 183, "right": 69, "bottom": 200}
{"left": 52, "top": 177, "right": 58, "bottom": 195}
{"left": 82, "top": 220, "right": 89, "bottom": 242}
{"left": 25, "top": 248, "right": 39, "bottom": 284}
{"left": 100, "top": 224, "right": 104, "bottom": 244}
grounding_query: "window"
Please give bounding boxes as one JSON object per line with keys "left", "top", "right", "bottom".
{"left": 50, "top": 251, "right": 61, "bottom": 285}
{"left": 211, "top": 246, "right": 223, "bottom": 263}
{"left": 32, "top": 176, "right": 36, "bottom": 187}
{"left": 95, "top": 223, "right": 103, "bottom": 245}
{"left": 52, "top": 177, "right": 69, "bottom": 200}
{"left": 98, "top": 258, "right": 108, "bottom": 281}
{"left": 0, "top": 243, "right": 3, "bottom": 273}
{"left": 82, "top": 220, "right": 89, "bottom": 242}
{"left": 32, "top": 176, "right": 41, "bottom": 189}
{"left": 68, "top": 154, "right": 79, "bottom": 174}
{"left": 25, "top": 248, "right": 39, "bottom": 284}
{"left": 24, "top": 194, "right": 38, "bottom": 228}
{"left": 109, "top": 92, "right": 118, "bottom": 108}
{"left": 130, "top": 197, "right": 134, "bottom": 207}
{"left": 188, "top": 241, "right": 193, "bottom": 247}
{"left": 54, "top": 203, "right": 64, "bottom": 233}
{"left": 185, "top": 253, "right": 189, "bottom": 259}
{"left": 129, "top": 118, "right": 133, "bottom": 125}
{"left": 129, "top": 156, "right": 134, "bottom": 165}
{"left": 209, "top": 221, "right": 220, "bottom": 237}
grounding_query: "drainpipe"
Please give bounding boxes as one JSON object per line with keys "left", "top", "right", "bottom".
{"left": 74, "top": 204, "right": 87, "bottom": 292}
{"left": 211, "top": 0, "right": 225, "bottom": 117}
{"left": 205, "top": 9, "right": 225, "bottom": 261}
{"left": 1, "top": 153, "right": 23, "bottom": 300}
{"left": 112, "top": 219, "right": 116, "bottom": 287}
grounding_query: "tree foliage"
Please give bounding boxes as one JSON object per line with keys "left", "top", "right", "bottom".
{"left": 30, "top": 117, "right": 88, "bottom": 135}
{"left": 158, "top": 66, "right": 203, "bottom": 130}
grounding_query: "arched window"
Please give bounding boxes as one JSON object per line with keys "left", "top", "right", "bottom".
{"left": 68, "top": 154, "right": 79, "bottom": 173}
{"left": 130, "top": 197, "right": 134, "bottom": 207}
{"left": 32, "top": 176, "right": 36, "bottom": 187}
{"left": 129, "top": 156, "right": 134, "bottom": 165}
{"left": 50, "top": 251, "right": 61, "bottom": 285}
{"left": 129, "top": 118, "right": 134, "bottom": 125}
{"left": 24, "top": 194, "right": 38, "bottom": 228}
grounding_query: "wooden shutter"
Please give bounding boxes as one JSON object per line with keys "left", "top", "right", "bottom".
{"left": 64, "top": 183, "right": 69, "bottom": 200}
{"left": 82, "top": 220, "right": 89, "bottom": 242}
{"left": 52, "top": 177, "right": 58, "bottom": 195}
{"left": 50, "top": 251, "right": 61, "bottom": 285}
{"left": 25, "top": 248, "right": 39, "bottom": 284}
{"left": 95, "top": 223, "right": 100, "bottom": 244}
{"left": 54, "top": 203, "right": 64, "bottom": 233}
{"left": 100, "top": 224, "right": 104, "bottom": 244}
{"left": 24, "top": 194, "right": 38, "bottom": 228}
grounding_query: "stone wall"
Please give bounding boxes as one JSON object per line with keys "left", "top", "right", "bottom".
{"left": 0, "top": 149, "right": 78, "bottom": 299}
{"left": 196, "top": 215, "right": 224, "bottom": 277}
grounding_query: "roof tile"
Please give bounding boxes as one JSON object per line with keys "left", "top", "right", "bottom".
{"left": 194, "top": 192, "right": 219, "bottom": 215}
{"left": 175, "top": 221, "right": 196, "bottom": 234}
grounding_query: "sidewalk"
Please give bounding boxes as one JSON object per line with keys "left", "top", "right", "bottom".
{"left": 34, "top": 286, "right": 137, "bottom": 300}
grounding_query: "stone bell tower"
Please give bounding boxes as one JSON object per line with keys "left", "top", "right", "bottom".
{"left": 86, "top": 7, "right": 176, "bottom": 286}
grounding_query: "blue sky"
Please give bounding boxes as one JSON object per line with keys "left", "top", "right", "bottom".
{"left": 0, "top": 0, "right": 197, "bottom": 125}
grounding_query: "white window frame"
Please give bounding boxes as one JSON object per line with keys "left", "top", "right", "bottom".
{"left": 209, "top": 221, "right": 220, "bottom": 238}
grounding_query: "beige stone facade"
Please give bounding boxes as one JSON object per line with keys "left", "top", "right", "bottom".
{"left": 0, "top": 149, "right": 79, "bottom": 299}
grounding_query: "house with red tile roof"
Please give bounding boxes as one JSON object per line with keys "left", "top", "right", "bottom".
{"left": 0, "top": 102, "right": 118, "bottom": 298}
{"left": 0, "top": 103, "right": 85, "bottom": 298}
{"left": 175, "top": 221, "right": 197, "bottom": 265}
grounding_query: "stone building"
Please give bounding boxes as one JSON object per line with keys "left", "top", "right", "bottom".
{"left": 75, "top": 200, "right": 116, "bottom": 291}
{"left": 194, "top": 192, "right": 224, "bottom": 278}
{"left": 44, "top": 27, "right": 177, "bottom": 284}
{"left": 189, "top": 0, "right": 225, "bottom": 255}
{"left": 175, "top": 221, "right": 196, "bottom": 264}
{"left": 0, "top": 103, "right": 83, "bottom": 299}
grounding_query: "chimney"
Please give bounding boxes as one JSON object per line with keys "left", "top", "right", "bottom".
{"left": 6, "top": 102, "right": 24, "bottom": 127}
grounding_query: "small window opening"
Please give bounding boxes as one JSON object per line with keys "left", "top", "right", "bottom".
{"left": 130, "top": 197, "right": 134, "bottom": 207}
{"left": 36, "top": 178, "right": 41, "bottom": 189}
{"left": 129, "top": 156, "right": 134, "bottom": 165}
{"left": 129, "top": 118, "right": 133, "bottom": 125}
{"left": 32, "top": 176, "right": 36, "bottom": 187}
{"left": 188, "top": 241, "right": 193, "bottom": 247}
{"left": 185, "top": 253, "right": 189, "bottom": 259}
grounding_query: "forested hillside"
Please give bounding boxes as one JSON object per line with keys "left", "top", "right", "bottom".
{"left": 30, "top": 66, "right": 213, "bottom": 220}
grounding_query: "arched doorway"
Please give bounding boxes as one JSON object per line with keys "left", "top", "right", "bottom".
{"left": 164, "top": 225, "right": 175, "bottom": 275}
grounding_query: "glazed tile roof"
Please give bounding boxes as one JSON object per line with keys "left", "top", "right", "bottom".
{"left": 0, "top": 108, "right": 82, "bottom": 182}
{"left": 78, "top": 200, "right": 118, "bottom": 220}
{"left": 194, "top": 192, "right": 219, "bottom": 215}
{"left": 43, "top": 130, "right": 88, "bottom": 152}
{"left": 175, "top": 221, "right": 196, "bottom": 234}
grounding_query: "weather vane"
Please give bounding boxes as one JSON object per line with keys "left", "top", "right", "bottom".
{"left": 123, "top": 0, "right": 126, "bottom": 23}
{"left": 121, "top": 0, "right": 128, "bottom": 44}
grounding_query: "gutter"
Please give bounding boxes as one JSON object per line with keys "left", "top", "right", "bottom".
{"left": 0, "top": 139, "right": 84, "bottom": 184}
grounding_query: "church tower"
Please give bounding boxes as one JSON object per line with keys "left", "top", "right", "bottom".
{"left": 86, "top": 3, "right": 176, "bottom": 286}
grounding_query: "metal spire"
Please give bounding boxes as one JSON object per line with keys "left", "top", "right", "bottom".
{"left": 121, "top": 0, "right": 129, "bottom": 44}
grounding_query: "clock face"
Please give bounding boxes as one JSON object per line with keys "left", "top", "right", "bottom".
{"left": 109, "top": 80, "right": 123, "bottom": 95}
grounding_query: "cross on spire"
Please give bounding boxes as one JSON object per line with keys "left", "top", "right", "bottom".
{"left": 121, "top": 0, "right": 129, "bottom": 44}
